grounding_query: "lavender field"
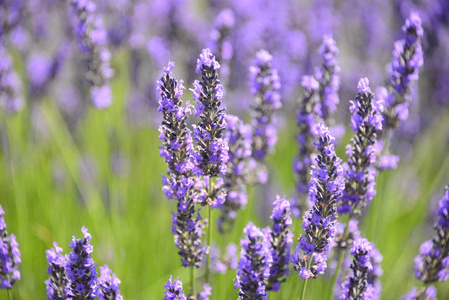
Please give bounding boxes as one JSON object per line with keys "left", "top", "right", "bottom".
{"left": 1, "top": 0, "right": 449, "bottom": 299}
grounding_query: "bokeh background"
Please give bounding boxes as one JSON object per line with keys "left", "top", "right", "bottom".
{"left": 1, "top": 0, "right": 449, "bottom": 299}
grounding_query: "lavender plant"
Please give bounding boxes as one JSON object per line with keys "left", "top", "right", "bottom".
{"left": 45, "top": 242, "right": 69, "bottom": 300}
{"left": 66, "top": 227, "right": 97, "bottom": 299}
{"left": 218, "top": 115, "right": 252, "bottom": 233}
{"left": 0, "top": 45, "right": 23, "bottom": 113}
{"left": 291, "top": 122, "right": 344, "bottom": 297}
{"left": 0, "top": 205, "right": 21, "bottom": 290}
{"left": 235, "top": 222, "right": 270, "bottom": 300}
{"left": 70, "top": 0, "right": 113, "bottom": 109}
{"left": 293, "top": 75, "right": 319, "bottom": 214}
{"left": 164, "top": 276, "right": 186, "bottom": 300}
{"left": 266, "top": 196, "right": 293, "bottom": 292}
{"left": 249, "top": 49, "right": 281, "bottom": 172}
{"left": 98, "top": 265, "right": 122, "bottom": 300}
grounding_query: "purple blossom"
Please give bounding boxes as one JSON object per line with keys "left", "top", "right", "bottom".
{"left": 292, "top": 123, "right": 344, "bottom": 279}
{"left": 235, "top": 222, "right": 270, "bottom": 299}
{"left": 315, "top": 35, "right": 340, "bottom": 122}
{"left": 414, "top": 187, "right": 449, "bottom": 284}
{"left": 383, "top": 12, "right": 423, "bottom": 130}
{"left": 192, "top": 48, "right": 228, "bottom": 178}
{"left": 218, "top": 115, "right": 252, "bottom": 233}
{"left": 66, "top": 227, "right": 98, "bottom": 299}
{"left": 0, "top": 45, "right": 23, "bottom": 113}
{"left": 339, "top": 78, "right": 383, "bottom": 215}
{"left": 249, "top": 49, "right": 281, "bottom": 164}
{"left": 402, "top": 285, "right": 437, "bottom": 300}
{"left": 293, "top": 75, "right": 319, "bottom": 214}
{"left": 98, "top": 265, "right": 122, "bottom": 300}
{"left": 339, "top": 237, "right": 382, "bottom": 300}
{"left": 0, "top": 205, "right": 21, "bottom": 289}
{"left": 164, "top": 276, "right": 186, "bottom": 300}
{"left": 199, "top": 283, "right": 212, "bottom": 300}
{"left": 70, "top": 0, "right": 113, "bottom": 109}
{"left": 211, "top": 243, "right": 238, "bottom": 274}
{"left": 45, "top": 242, "right": 69, "bottom": 300}
{"left": 266, "top": 196, "right": 293, "bottom": 292}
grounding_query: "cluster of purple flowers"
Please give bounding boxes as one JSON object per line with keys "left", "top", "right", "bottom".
{"left": 0, "top": 45, "right": 23, "bottom": 113}
{"left": 70, "top": 0, "right": 113, "bottom": 109}
{"left": 383, "top": 12, "right": 423, "bottom": 129}
{"left": 163, "top": 276, "right": 211, "bottom": 300}
{"left": 157, "top": 61, "right": 206, "bottom": 268}
{"left": 315, "top": 35, "right": 340, "bottom": 123}
{"left": 218, "top": 115, "right": 252, "bottom": 233}
{"left": 46, "top": 227, "right": 122, "bottom": 300}
{"left": 339, "top": 238, "right": 383, "bottom": 300}
{"left": 0, "top": 205, "right": 21, "bottom": 289}
{"left": 249, "top": 49, "right": 281, "bottom": 164}
{"left": 292, "top": 123, "right": 344, "bottom": 279}
{"left": 339, "top": 78, "right": 383, "bottom": 215}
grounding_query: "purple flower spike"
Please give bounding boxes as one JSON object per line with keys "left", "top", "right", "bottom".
{"left": 414, "top": 187, "right": 449, "bottom": 284}
{"left": 199, "top": 283, "right": 212, "bottom": 300}
{"left": 250, "top": 49, "right": 282, "bottom": 164}
{"left": 235, "top": 222, "right": 270, "bottom": 299}
{"left": 157, "top": 62, "right": 206, "bottom": 268}
{"left": 339, "top": 237, "right": 383, "bottom": 300}
{"left": 266, "top": 196, "right": 293, "bottom": 292}
{"left": 66, "top": 227, "right": 98, "bottom": 299}
{"left": 339, "top": 78, "right": 383, "bottom": 215}
{"left": 45, "top": 242, "right": 69, "bottom": 300}
{"left": 98, "top": 265, "right": 122, "bottom": 300}
{"left": 383, "top": 12, "right": 423, "bottom": 130}
{"left": 402, "top": 285, "right": 437, "bottom": 300}
{"left": 218, "top": 115, "right": 252, "bottom": 233}
{"left": 315, "top": 35, "right": 340, "bottom": 122}
{"left": 292, "top": 123, "right": 344, "bottom": 279}
{"left": 0, "top": 45, "right": 23, "bottom": 114}
{"left": 0, "top": 205, "right": 21, "bottom": 289}
{"left": 192, "top": 48, "right": 228, "bottom": 179}
{"left": 70, "top": 0, "right": 113, "bottom": 109}
{"left": 293, "top": 75, "right": 319, "bottom": 212}
{"left": 164, "top": 276, "right": 186, "bottom": 300}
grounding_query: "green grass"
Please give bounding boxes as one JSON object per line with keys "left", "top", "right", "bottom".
{"left": 1, "top": 53, "right": 449, "bottom": 299}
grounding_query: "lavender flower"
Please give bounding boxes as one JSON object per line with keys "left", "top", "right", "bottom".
{"left": 339, "top": 78, "right": 383, "bottom": 215}
{"left": 211, "top": 243, "right": 238, "bottom": 274}
{"left": 164, "top": 276, "right": 186, "bottom": 300}
{"left": 249, "top": 49, "right": 281, "bottom": 162}
{"left": 218, "top": 115, "right": 252, "bottom": 233}
{"left": 402, "top": 285, "right": 437, "bottom": 300}
{"left": 192, "top": 48, "right": 228, "bottom": 178}
{"left": 266, "top": 196, "right": 293, "bottom": 292}
{"left": 383, "top": 12, "right": 424, "bottom": 130}
{"left": 414, "top": 187, "right": 449, "bottom": 284}
{"left": 339, "top": 238, "right": 382, "bottom": 300}
{"left": 157, "top": 61, "right": 206, "bottom": 268}
{"left": 98, "top": 265, "right": 122, "bottom": 300}
{"left": 0, "top": 45, "right": 23, "bottom": 113}
{"left": 70, "top": 0, "right": 113, "bottom": 109}
{"left": 45, "top": 242, "right": 69, "bottom": 300}
{"left": 199, "top": 283, "right": 212, "bottom": 300}
{"left": 235, "top": 222, "right": 270, "bottom": 300}
{"left": 292, "top": 123, "right": 344, "bottom": 279}
{"left": 0, "top": 205, "right": 21, "bottom": 289}
{"left": 66, "top": 227, "right": 98, "bottom": 299}
{"left": 293, "top": 75, "right": 319, "bottom": 213}
{"left": 315, "top": 35, "right": 340, "bottom": 123}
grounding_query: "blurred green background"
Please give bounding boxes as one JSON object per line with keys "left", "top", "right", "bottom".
{"left": 2, "top": 51, "right": 449, "bottom": 300}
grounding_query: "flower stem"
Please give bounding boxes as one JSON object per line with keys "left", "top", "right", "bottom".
{"left": 190, "top": 266, "right": 196, "bottom": 297}
{"left": 328, "top": 215, "right": 351, "bottom": 300}
{"left": 300, "top": 256, "right": 313, "bottom": 300}
{"left": 205, "top": 176, "right": 213, "bottom": 283}
{"left": 7, "top": 289, "right": 13, "bottom": 300}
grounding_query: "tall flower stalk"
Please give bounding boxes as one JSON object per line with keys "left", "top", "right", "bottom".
{"left": 0, "top": 205, "right": 21, "bottom": 292}
{"left": 192, "top": 48, "right": 228, "bottom": 283}
{"left": 157, "top": 61, "right": 205, "bottom": 295}
{"left": 45, "top": 242, "right": 69, "bottom": 300}
{"left": 291, "top": 123, "right": 344, "bottom": 299}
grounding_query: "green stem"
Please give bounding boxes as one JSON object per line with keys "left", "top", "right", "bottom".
{"left": 190, "top": 266, "right": 196, "bottom": 297}
{"left": 7, "top": 289, "right": 13, "bottom": 300}
{"left": 299, "top": 256, "right": 313, "bottom": 300}
{"left": 328, "top": 215, "right": 351, "bottom": 300}
{"left": 205, "top": 176, "right": 213, "bottom": 283}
